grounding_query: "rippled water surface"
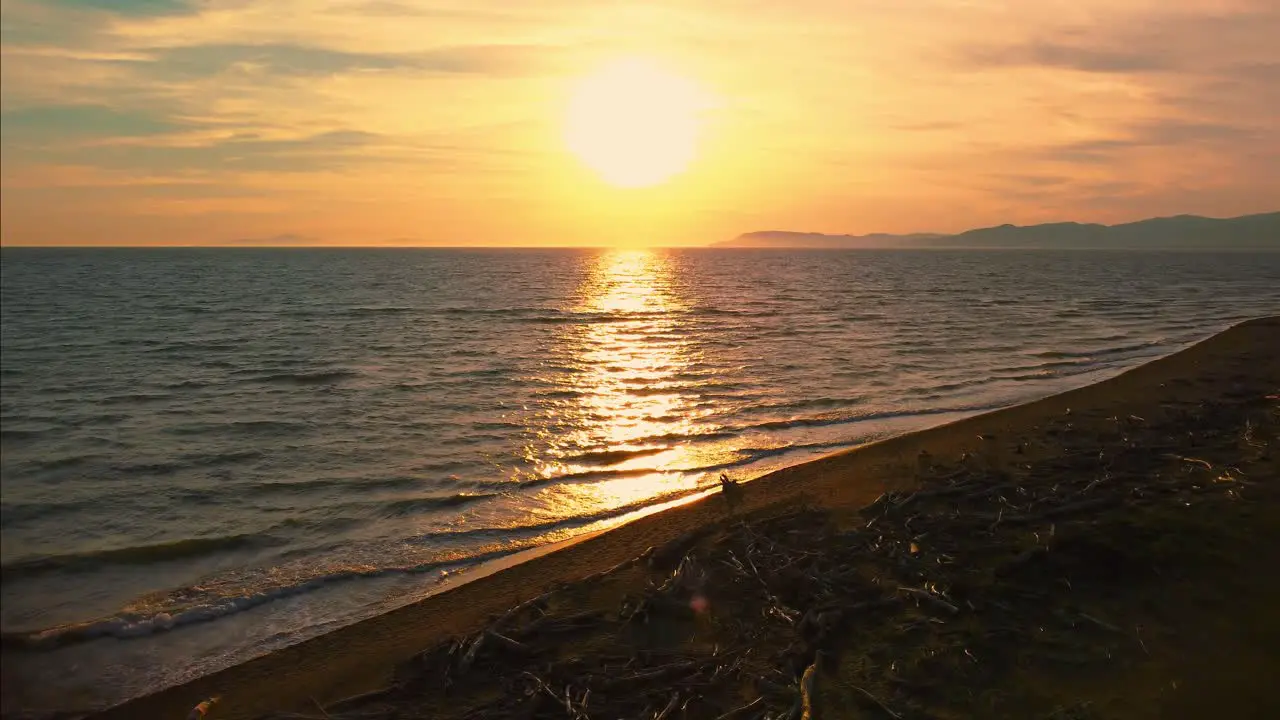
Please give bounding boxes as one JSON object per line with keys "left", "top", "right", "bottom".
{"left": 2, "top": 247, "right": 1277, "bottom": 710}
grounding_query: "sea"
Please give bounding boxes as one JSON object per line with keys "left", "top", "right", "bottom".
{"left": 2, "top": 247, "right": 1278, "bottom": 712}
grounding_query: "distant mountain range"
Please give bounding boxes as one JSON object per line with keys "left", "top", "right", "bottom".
{"left": 717, "top": 212, "right": 1280, "bottom": 249}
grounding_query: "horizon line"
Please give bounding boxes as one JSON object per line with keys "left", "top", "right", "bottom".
{"left": 3, "top": 210, "right": 1275, "bottom": 251}
{"left": 5, "top": 245, "right": 1279, "bottom": 252}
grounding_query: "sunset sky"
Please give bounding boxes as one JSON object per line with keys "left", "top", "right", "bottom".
{"left": 2, "top": 0, "right": 1277, "bottom": 246}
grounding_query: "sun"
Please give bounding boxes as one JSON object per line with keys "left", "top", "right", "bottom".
{"left": 564, "top": 58, "right": 711, "bottom": 188}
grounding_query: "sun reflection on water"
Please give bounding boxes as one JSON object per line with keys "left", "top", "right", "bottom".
{"left": 527, "top": 249, "right": 718, "bottom": 519}
{"left": 570, "top": 250, "right": 691, "bottom": 446}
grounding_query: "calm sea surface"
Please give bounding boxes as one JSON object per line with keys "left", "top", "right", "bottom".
{"left": 2, "top": 248, "right": 1278, "bottom": 710}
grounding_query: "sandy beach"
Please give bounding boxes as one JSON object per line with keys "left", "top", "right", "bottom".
{"left": 27, "top": 316, "right": 1278, "bottom": 719}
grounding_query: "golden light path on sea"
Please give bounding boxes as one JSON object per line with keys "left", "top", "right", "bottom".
{"left": 531, "top": 250, "right": 719, "bottom": 520}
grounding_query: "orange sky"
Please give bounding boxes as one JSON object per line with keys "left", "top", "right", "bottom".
{"left": 1, "top": 0, "right": 1277, "bottom": 246}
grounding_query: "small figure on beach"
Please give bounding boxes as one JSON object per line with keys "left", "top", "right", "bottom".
{"left": 720, "top": 472, "right": 743, "bottom": 513}
{"left": 186, "top": 695, "right": 220, "bottom": 720}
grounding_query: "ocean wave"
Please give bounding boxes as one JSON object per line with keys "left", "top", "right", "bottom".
{"left": 518, "top": 465, "right": 664, "bottom": 489}
{"left": 531, "top": 388, "right": 585, "bottom": 399}
{"left": 0, "top": 534, "right": 269, "bottom": 581}
{"left": 252, "top": 370, "right": 358, "bottom": 385}
{"left": 381, "top": 492, "right": 500, "bottom": 516}
{"left": 410, "top": 485, "right": 709, "bottom": 546}
{"left": 177, "top": 449, "right": 266, "bottom": 467}
{"left": 343, "top": 306, "right": 415, "bottom": 315}
{"left": 99, "top": 392, "right": 172, "bottom": 404}
{"left": 738, "top": 402, "right": 1003, "bottom": 434}
{"left": 162, "top": 378, "right": 213, "bottom": 389}
{"left": 752, "top": 396, "right": 866, "bottom": 413}
{"left": 731, "top": 439, "right": 854, "bottom": 462}
{"left": 240, "top": 475, "right": 430, "bottom": 496}
{"left": 973, "top": 358, "right": 1095, "bottom": 379}
{"left": 0, "top": 500, "right": 92, "bottom": 525}
{"left": 268, "top": 514, "right": 369, "bottom": 536}
{"left": 142, "top": 342, "right": 242, "bottom": 355}
{"left": 25, "top": 454, "right": 98, "bottom": 473}
{"left": 911, "top": 378, "right": 987, "bottom": 395}
{"left": 165, "top": 419, "right": 312, "bottom": 437}
{"left": 688, "top": 307, "right": 780, "bottom": 318}
{"left": 444, "top": 307, "right": 780, "bottom": 327}
{"left": 441, "top": 368, "right": 510, "bottom": 380}
{"left": 625, "top": 385, "right": 687, "bottom": 397}
{"left": 566, "top": 429, "right": 734, "bottom": 451}
{"left": 0, "top": 427, "right": 52, "bottom": 441}
{"left": 556, "top": 446, "right": 670, "bottom": 466}
{"left": 109, "top": 460, "right": 183, "bottom": 475}
{"left": 0, "top": 546, "right": 525, "bottom": 651}
{"left": 997, "top": 371, "right": 1057, "bottom": 381}
{"left": 1032, "top": 339, "right": 1162, "bottom": 360}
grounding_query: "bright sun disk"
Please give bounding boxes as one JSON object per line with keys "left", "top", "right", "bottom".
{"left": 564, "top": 58, "right": 711, "bottom": 188}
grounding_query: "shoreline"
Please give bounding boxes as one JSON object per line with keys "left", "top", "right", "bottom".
{"left": 8, "top": 316, "right": 1277, "bottom": 719}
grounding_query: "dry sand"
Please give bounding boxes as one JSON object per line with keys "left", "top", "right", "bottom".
{"left": 53, "top": 316, "right": 1280, "bottom": 719}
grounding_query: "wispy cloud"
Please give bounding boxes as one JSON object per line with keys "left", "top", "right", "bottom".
{"left": 149, "top": 43, "right": 422, "bottom": 77}
{"left": 47, "top": 0, "right": 199, "bottom": 16}
{"left": 1032, "top": 120, "right": 1263, "bottom": 164}
{"left": 138, "top": 42, "right": 568, "bottom": 78}
{"left": 0, "top": 105, "right": 181, "bottom": 138}
{"left": 960, "top": 41, "right": 1175, "bottom": 74}
{"left": 67, "top": 129, "right": 410, "bottom": 174}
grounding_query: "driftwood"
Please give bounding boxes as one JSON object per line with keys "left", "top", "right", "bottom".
{"left": 852, "top": 685, "right": 902, "bottom": 719}
{"left": 897, "top": 586, "right": 960, "bottom": 615}
{"left": 797, "top": 660, "right": 818, "bottom": 720}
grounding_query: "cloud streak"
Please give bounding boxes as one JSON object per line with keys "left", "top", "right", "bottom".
{"left": 68, "top": 129, "right": 410, "bottom": 174}
{"left": 0, "top": 105, "right": 181, "bottom": 138}
{"left": 48, "top": 0, "right": 198, "bottom": 16}
{"left": 961, "top": 41, "right": 1176, "bottom": 73}
{"left": 138, "top": 42, "right": 568, "bottom": 78}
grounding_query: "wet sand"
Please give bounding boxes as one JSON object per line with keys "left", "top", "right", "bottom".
{"left": 43, "top": 316, "right": 1280, "bottom": 718}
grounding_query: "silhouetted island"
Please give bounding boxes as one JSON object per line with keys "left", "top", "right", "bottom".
{"left": 719, "top": 211, "right": 1280, "bottom": 249}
